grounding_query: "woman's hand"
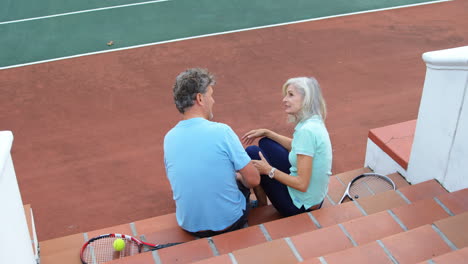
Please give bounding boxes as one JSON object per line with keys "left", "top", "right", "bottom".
{"left": 252, "top": 152, "right": 272, "bottom": 175}
{"left": 242, "top": 129, "right": 269, "bottom": 145}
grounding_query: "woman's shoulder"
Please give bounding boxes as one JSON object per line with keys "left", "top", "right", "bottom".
{"left": 294, "top": 118, "right": 328, "bottom": 140}
{"left": 298, "top": 117, "right": 326, "bottom": 130}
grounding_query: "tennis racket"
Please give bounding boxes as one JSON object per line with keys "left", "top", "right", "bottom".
{"left": 338, "top": 173, "right": 396, "bottom": 204}
{"left": 80, "top": 233, "right": 182, "bottom": 264}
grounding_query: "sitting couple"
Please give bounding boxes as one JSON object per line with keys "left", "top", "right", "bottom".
{"left": 164, "top": 68, "right": 332, "bottom": 238}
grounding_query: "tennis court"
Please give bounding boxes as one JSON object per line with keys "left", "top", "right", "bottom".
{"left": 0, "top": 0, "right": 452, "bottom": 69}
{"left": 1, "top": 0, "right": 466, "bottom": 240}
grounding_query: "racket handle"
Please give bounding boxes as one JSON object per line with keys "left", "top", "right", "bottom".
{"left": 338, "top": 193, "right": 347, "bottom": 204}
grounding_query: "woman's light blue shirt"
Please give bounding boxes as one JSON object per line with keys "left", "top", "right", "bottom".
{"left": 288, "top": 115, "right": 332, "bottom": 209}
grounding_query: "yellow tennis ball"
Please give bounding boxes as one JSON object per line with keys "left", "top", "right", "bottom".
{"left": 113, "top": 238, "right": 126, "bottom": 251}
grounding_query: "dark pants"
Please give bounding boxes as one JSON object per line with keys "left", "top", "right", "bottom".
{"left": 187, "top": 180, "right": 250, "bottom": 238}
{"left": 246, "top": 138, "right": 322, "bottom": 217}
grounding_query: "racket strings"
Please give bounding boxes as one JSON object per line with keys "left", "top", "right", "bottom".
{"left": 348, "top": 175, "right": 394, "bottom": 199}
{"left": 82, "top": 237, "right": 140, "bottom": 264}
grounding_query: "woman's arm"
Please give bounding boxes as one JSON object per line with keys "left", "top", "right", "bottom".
{"left": 253, "top": 152, "right": 313, "bottom": 192}
{"left": 242, "top": 129, "right": 292, "bottom": 151}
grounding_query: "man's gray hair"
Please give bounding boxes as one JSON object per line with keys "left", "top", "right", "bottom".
{"left": 173, "top": 68, "right": 215, "bottom": 113}
{"left": 282, "top": 77, "right": 327, "bottom": 123}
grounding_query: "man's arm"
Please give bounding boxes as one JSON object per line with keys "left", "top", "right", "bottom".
{"left": 238, "top": 161, "right": 260, "bottom": 188}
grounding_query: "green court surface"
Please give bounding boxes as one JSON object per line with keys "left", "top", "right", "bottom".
{"left": 0, "top": 0, "right": 445, "bottom": 69}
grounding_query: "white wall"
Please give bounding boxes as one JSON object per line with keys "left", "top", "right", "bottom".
{"left": 407, "top": 46, "right": 468, "bottom": 191}
{"left": 364, "top": 138, "right": 408, "bottom": 178}
{"left": 0, "top": 131, "right": 36, "bottom": 264}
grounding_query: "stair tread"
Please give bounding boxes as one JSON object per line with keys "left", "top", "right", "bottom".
{"left": 356, "top": 189, "right": 408, "bottom": 215}
{"left": 391, "top": 198, "right": 450, "bottom": 229}
{"left": 103, "top": 251, "right": 155, "bottom": 264}
{"left": 387, "top": 172, "right": 410, "bottom": 188}
{"left": 399, "top": 179, "right": 448, "bottom": 202}
{"left": 263, "top": 213, "right": 317, "bottom": 240}
{"left": 437, "top": 188, "right": 468, "bottom": 215}
{"left": 380, "top": 225, "right": 452, "bottom": 263}
{"left": 210, "top": 225, "right": 267, "bottom": 255}
{"left": 246, "top": 204, "right": 282, "bottom": 226}
{"left": 319, "top": 241, "right": 392, "bottom": 264}
{"left": 40, "top": 233, "right": 85, "bottom": 257}
{"left": 310, "top": 200, "right": 364, "bottom": 228}
{"left": 40, "top": 248, "right": 83, "bottom": 264}
{"left": 133, "top": 213, "right": 178, "bottom": 235}
{"left": 333, "top": 167, "right": 372, "bottom": 186}
{"left": 157, "top": 238, "right": 214, "bottom": 264}
{"left": 232, "top": 238, "right": 298, "bottom": 264}
{"left": 192, "top": 254, "right": 232, "bottom": 264}
{"left": 143, "top": 227, "right": 195, "bottom": 245}
{"left": 419, "top": 246, "right": 468, "bottom": 264}
{"left": 341, "top": 211, "right": 404, "bottom": 245}
{"left": 290, "top": 224, "right": 354, "bottom": 260}
{"left": 434, "top": 211, "right": 468, "bottom": 249}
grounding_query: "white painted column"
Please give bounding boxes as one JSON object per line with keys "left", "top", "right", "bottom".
{"left": 0, "top": 131, "right": 36, "bottom": 264}
{"left": 364, "top": 138, "right": 408, "bottom": 178}
{"left": 407, "top": 46, "right": 468, "bottom": 191}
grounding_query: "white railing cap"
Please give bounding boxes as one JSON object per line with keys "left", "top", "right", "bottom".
{"left": 0, "top": 131, "right": 14, "bottom": 174}
{"left": 423, "top": 46, "right": 468, "bottom": 70}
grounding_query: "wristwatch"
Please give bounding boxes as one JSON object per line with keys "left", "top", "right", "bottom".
{"left": 268, "top": 167, "right": 276, "bottom": 179}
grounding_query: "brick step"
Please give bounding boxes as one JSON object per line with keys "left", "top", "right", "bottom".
{"left": 417, "top": 246, "right": 468, "bottom": 264}
{"left": 38, "top": 168, "right": 410, "bottom": 264}
{"left": 96, "top": 179, "right": 457, "bottom": 264}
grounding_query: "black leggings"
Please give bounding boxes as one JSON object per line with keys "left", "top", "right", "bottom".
{"left": 246, "top": 138, "right": 321, "bottom": 217}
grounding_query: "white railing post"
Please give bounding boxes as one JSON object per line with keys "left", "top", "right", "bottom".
{"left": 407, "top": 46, "right": 468, "bottom": 191}
{"left": 0, "top": 131, "right": 36, "bottom": 264}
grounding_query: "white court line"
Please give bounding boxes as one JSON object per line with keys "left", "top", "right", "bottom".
{"left": 0, "top": 0, "right": 452, "bottom": 70}
{"left": 0, "top": 0, "right": 171, "bottom": 25}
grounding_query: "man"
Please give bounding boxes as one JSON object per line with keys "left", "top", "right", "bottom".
{"left": 164, "top": 68, "right": 260, "bottom": 237}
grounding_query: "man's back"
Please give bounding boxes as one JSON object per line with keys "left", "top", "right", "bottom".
{"left": 164, "top": 117, "right": 251, "bottom": 232}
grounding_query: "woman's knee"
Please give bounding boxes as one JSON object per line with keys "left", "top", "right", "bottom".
{"left": 245, "top": 145, "right": 261, "bottom": 160}
{"left": 259, "top": 137, "right": 277, "bottom": 149}
{"left": 259, "top": 137, "right": 288, "bottom": 154}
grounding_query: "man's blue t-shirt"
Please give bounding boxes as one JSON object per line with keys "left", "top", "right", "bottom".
{"left": 164, "top": 117, "right": 251, "bottom": 232}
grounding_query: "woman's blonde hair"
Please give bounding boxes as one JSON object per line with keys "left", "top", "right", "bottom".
{"left": 282, "top": 77, "right": 327, "bottom": 123}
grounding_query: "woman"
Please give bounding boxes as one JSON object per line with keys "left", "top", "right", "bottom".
{"left": 242, "top": 77, "right": 332, "bottom": 217}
